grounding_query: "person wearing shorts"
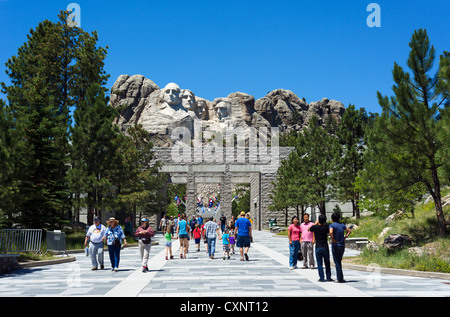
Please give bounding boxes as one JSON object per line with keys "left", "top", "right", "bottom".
{"left": 235, "top": 211, "right": 252, "bottom": 261}
{"left": 177, "top": 214, "right": 189, "bottom": 259}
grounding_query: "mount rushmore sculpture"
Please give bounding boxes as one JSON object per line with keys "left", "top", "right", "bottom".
{"left": 110, "top": 74, "right": 345, "bottom": 146}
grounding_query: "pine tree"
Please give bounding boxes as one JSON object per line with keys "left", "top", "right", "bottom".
{"left": 114, "top": 125, "right": 165, "bottom": 223}
{"left": 366, "top": 29, "right": 449, "bottom": 235}
{"left": 0, "top": 11, "right": 110, "bottom": 228}
{"left": 68, "top": 83, "right": 120, "bottom": 225}
{"left": 1, "top": 18, "right": 72, "bottom": 228}
{"left": 334, "top": 105, "right": 369, "bottom": 219}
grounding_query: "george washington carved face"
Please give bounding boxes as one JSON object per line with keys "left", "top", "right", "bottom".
{"left": 162, "top": 83, "right": 181, "bottom": 106}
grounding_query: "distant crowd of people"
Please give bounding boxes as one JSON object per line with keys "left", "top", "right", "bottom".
{"left": 84, "top": 210, "right": 351, "bottom": 283}
{"left": 84, "top": 212, "right": 253, "bottom": 273}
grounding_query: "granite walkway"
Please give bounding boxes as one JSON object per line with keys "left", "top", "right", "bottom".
{"left": 0, "top": 230, "right": 449, "bottom": 297}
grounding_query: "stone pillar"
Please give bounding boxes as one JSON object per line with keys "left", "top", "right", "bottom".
{"left": 260, "top": 173, "right": 277, "bottom": 229}
{"left": 250, "top": 173, "right": 261, "bottom": 230}
{"left": 186, "top": 167, "right": 196, "bottom": 217}
{"left": 219, "top": 164, "right": 233, "bottom": 222}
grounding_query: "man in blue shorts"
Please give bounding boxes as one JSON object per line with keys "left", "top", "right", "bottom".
{"left": 235, "top": 211, "right": 252, "bottom": 261}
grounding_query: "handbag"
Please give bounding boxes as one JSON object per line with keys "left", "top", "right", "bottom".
{"left": 297, "top": 249, "right": 303, "bottom": 261}
{"left": 141, "top": 237, "right": 151, "bottom": 244}
{"left": 110, "top": 227, "right": 121, "bottom": 247}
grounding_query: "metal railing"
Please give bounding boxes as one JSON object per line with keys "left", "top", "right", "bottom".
{"left": 0, "top": 229, "right": 43, "bottom": 255}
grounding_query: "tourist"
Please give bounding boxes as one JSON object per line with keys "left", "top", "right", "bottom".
{"left": 220, "top": 214, "right": 227, "bottom": 233}
{"left": 84, "top": 216, "right": 106, "bottom": 270}
{"left": 229, "top": 228, "right": 236, "bottom": 255}
{"left": 189, "top": 215, "right": 197, "bottom": 239}
{"left": 193, "top": 223, "right": 202, "bottom": 252}
{"left": 203, "top": 216, "right": 221, "bottom": 259}
{"left": 287, "top": 216, "right": 301, "bottom": 270}
{"left": 177, "top": 214, "right": 189, "bottom": 259}
{"left": 124, "top": 216, "right": 132, "bottom": 237}
{"left": 168, "top": 216, "right": 175, "bottom": 235}
{"left": 202, "top": 223, "right": 208, "bottom": 253}
{"left": 165, "top": 226, "right": 177, "bottom": 260}
{"left": 159, "top": 215, "right": 167, "bottom": 233}
{"left": 235, "top": 211, "right": 252, "bottom": 261}
{"left": 222, "top": 228, "right": 230, "bottom": 260}
{"left": 300, "top": 213, "right": 315, "bottom": 269}
{"left": 104, "top": 217, "right": 127, "bottom": 272}
{"left": 329, "top": 211, "right": 351, "bottom": 283}
{"left": 197, "top": 214, "right": 203, "bottom": 227}
{"left": 135, "top": 218, "right": 154, "bottom": 272}
{"left": 309, "top": 215, "right": 333, "bottom": 282}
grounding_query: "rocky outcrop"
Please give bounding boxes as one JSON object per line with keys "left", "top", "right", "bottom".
{"left": 109, "top": 74, "right": 346, "bottom": 145}
{"left": 383, "top": 234, "right": 413, "bottom": 251}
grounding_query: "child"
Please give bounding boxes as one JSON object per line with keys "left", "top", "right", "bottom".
{"left": 202, "top": 223, "right": 208, "bottom": 253}
{"left": 165, "top": 227, "right": 177, "bottom": 260}
{"left": 222, "top": 229, "right": 230, "bottom": 260}
{"left": 193, "top": 224, "right": 202, "bottom": 252}
{"left": 229, "top": 229, "right": 236, "bottom": 255}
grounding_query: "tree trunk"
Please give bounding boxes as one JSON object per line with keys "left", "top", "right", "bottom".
{"left": 431, "top": 167, "right": 447, "bottom": 236}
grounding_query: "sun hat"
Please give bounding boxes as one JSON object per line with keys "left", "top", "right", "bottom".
{"left": 106, "top": 217, "right": 119, "bottom": 225}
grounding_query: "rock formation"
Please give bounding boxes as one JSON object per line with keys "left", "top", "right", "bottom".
{"left": 109, "top": 74, "right": 346, "bottom": 146}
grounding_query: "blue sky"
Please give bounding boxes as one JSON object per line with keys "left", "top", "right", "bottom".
{"left": 0, "top": 0, "right": 449, "bottom": 114}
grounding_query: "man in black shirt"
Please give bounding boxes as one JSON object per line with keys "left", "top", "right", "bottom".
{"left": 309, "top": 215, "right": 333, "bottom": 282}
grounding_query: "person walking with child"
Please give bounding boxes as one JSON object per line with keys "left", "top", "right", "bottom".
{"left": 235, "top": 211, "right": 252, "bottom": 261}
{"left": 300, "top": 213, "right": 315, "bottom": 269}
{"left": 177, "top": 214, "right": 189, "bottom": 259}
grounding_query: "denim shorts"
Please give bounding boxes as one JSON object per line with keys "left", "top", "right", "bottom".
{"left": 165, "top": 241, "right": 172, "bottom": 247}
{"left": 179, "top": 234, "right": 188, "bottom": 239}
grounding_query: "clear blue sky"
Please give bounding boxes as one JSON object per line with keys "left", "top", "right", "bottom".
{"left": 0, "top": 0, "right": 449, "bottom": 114}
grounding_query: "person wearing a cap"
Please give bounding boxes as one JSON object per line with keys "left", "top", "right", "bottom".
{"left": 235, "top": 211, "right": 252, "bottom": 261}
{"left": 135, "top": 218, "right": 154, "bottom": 272}
{"left": 84, "top": 216, "right": 107, "bottom": 270}
{"left": 104, "top": 217, "right": 127, "bottom": 272}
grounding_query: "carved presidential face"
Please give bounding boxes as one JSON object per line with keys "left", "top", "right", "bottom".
{"left": 181, "top": 90, "right": 196, "bottom": 111}
{"left": 162, "top": 83, "right": 181, "bottom": 106}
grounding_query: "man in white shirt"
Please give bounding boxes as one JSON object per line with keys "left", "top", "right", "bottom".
{"left": 84, "top": 217, "right": 107, "bottom": 270}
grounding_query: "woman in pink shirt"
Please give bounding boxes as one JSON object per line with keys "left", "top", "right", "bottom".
{"left": 300, "top": 213, "right": 315, "bottom": 269}
{"left": 288, "top": 216, "right": 301, "bottom": 269}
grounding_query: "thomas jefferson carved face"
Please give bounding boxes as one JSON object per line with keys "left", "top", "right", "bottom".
{"left": 162, "top": 83, "right": 181, "bottom": 106}
{"left": 181, "top": 89, "right": 196, "bottom": 111}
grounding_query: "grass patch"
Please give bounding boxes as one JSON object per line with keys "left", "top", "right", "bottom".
{"left": 344, "top": 187, "right": 450, "bottom": 273}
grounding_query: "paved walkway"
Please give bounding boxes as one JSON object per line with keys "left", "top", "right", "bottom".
{"left": 0, "top": 230, "right": 449, "bottom": 297}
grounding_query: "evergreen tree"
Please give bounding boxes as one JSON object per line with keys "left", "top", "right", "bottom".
{"left": 68, "top": 83, "right": 120, "bottom": 225}
{"left": 365, "top": 29, "right": 449, "bottom": 235}
{"left": 0, "top": 11, "right": 109, "bottom": 228}
{"left": 0, "top": 100, "right": 22, "bottom": 227}
{"left": 114, "top": 125, "right": 165, "bottom": 222}
{"left": 334, "top": 105, "right": 369, "bottom": 218}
